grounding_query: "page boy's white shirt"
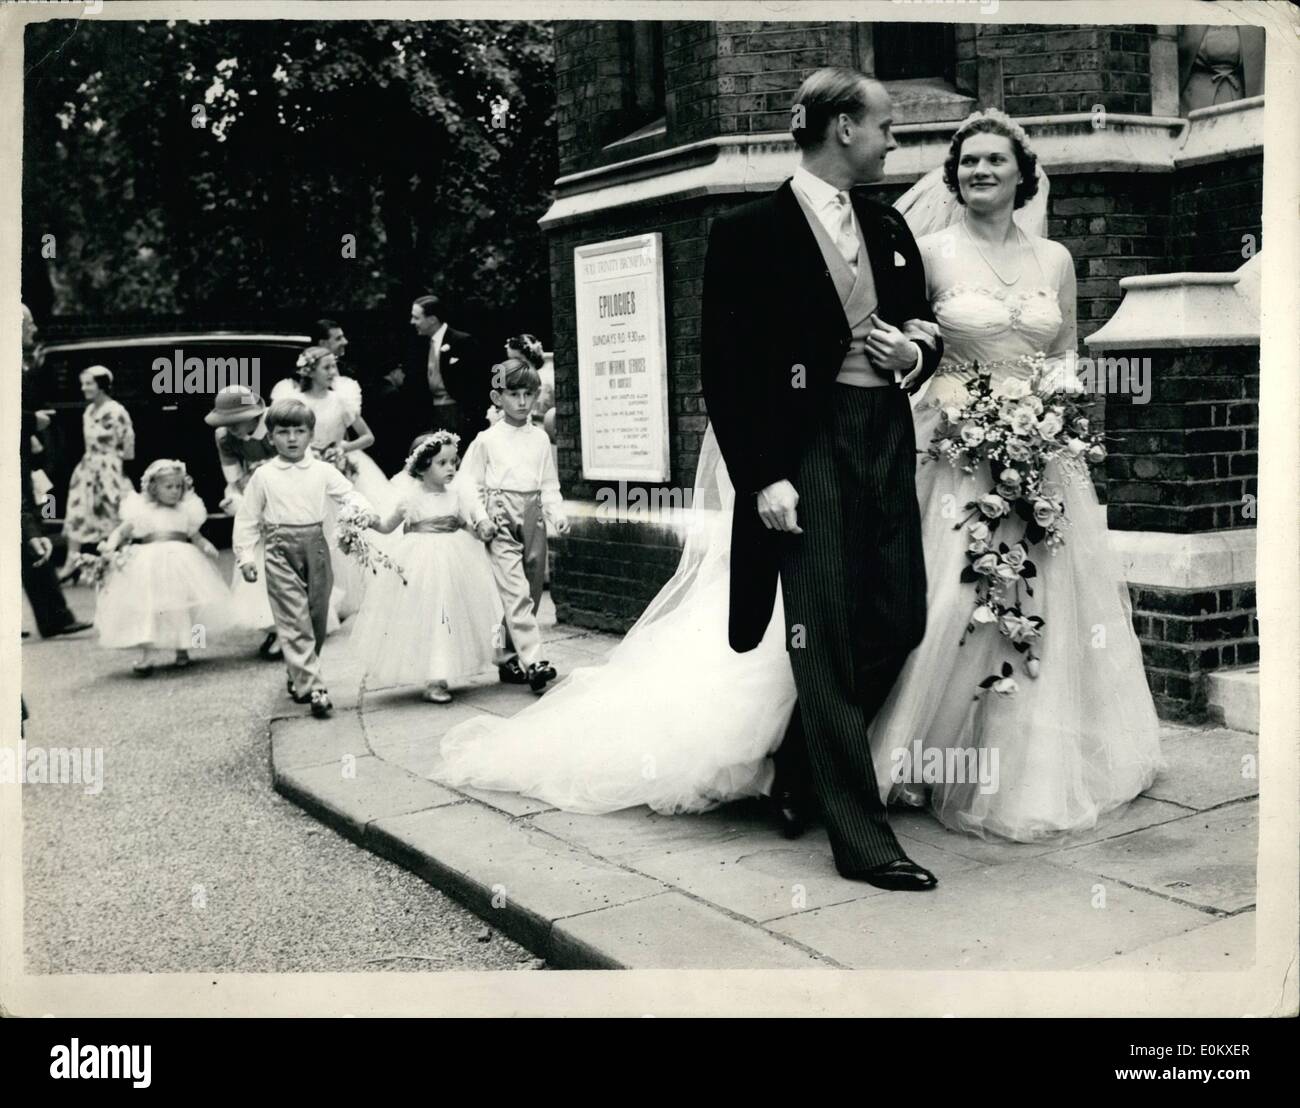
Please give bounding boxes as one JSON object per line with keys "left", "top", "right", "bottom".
{"left": 456, "top": 420, "right": 562, "bottom": 513}
{"left": 232, "top": 455, "right": 369, "bottom": 566}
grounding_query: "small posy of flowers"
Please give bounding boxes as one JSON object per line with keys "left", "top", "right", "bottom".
{"left": 923, "top": 353, "right": 1107, "bottom": 695}
{"left": 336, "top": 502, "right": 407, "bottom": 585}
{"left": 314, "top": 441, "right": 358, "bottom": 480}
{"left": 68, "top": 548, "right": 130, "bottom": 589}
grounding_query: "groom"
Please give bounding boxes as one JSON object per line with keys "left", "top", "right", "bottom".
{"left": 702, "top": 69, "right": 942, "bottom": 891}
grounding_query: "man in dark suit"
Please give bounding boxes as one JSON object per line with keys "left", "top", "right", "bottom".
{"left": 406, "top": 294, "right": 493, "bottom": 451}
{"left": 20, "top": 303, "right": 90, "bottom": 639}
{"left": 701, "top": 69, "right": 942, "bottom": 891}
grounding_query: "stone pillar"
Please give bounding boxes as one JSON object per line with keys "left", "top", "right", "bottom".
{"left": 1085, "top": 259, "right": 1259, "bottom": 721}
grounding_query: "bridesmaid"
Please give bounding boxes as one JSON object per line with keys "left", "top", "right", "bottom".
{"left": 61, "top": 365, "right": 135, "bottom": 579}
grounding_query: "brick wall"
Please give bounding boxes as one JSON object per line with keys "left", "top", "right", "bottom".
{"left": 556, "top": 22, "right": 635, "bottom": 177}
{"left": 706, "top": 22, "right": 855, "bottom": 141}
{"left": 553, "top": 517, "right": 688, "bottom": 630}
{"left": 547, "top": 19, "right": 1263, "bottom": 673}
{"left": 1132, "top": 585, "right": 1258, "bottom": 721}
{"left": 1104, "top": 346, "right": 1259, "bottom": 533}
{"left": 1170, "top": 154, "right": 1263, "bottom": 273}
{"left": 974, "top": 25, "right": 1154, "bottom": 115}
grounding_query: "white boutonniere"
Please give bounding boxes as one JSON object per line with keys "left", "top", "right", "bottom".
{"left": 893, "top": 251, "right": 907, "bottom": 267}
{"left": 440, "top": 343, "right": 451, "bottom": 352}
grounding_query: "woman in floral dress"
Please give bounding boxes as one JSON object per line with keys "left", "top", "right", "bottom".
{"left": 61, "top": 365, "right": 135, "bottom": 578}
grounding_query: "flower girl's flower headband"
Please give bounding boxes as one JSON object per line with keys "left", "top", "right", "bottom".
{"left": 140, "top": 458, "right": 193, "bottom": 502}
{"left": 403, "top": 429, "right": 461, "bottom": 472}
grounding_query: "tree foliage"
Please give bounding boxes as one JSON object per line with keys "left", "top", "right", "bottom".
{"left": 22, "top": 19, "right": 557, "bottom": 329}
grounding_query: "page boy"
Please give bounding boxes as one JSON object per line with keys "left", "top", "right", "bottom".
{"left": 233, "top": 398, "right": 374, "bottom": 718}
{"left": 456, "top": 357, "right": 569, "bottom": 693}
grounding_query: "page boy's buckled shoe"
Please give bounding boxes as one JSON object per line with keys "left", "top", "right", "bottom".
{"left": 310, "top": 690, "right": 333, "bottom": 719}
{"left": 527, "top": 661, "right": 557, "bottom": 693}
{"left": 498, "top": 657, "right": 529, "bottom": 685}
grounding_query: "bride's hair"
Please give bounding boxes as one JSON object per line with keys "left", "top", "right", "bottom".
{"left": 942, "top": 109, "right": 1040, "bottom": 210}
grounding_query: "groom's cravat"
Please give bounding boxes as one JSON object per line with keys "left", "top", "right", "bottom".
{"left": 832, "top": 191, "right": 860, "bottom": 275}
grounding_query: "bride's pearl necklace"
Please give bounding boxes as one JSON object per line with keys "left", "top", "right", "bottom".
{"left": 961, "top": 217, "right": 1024, "bottom": 286}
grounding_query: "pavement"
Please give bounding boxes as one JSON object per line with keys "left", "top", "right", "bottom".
{"left": 19, "top": 557, "right": 541, "bottom": 976}
{"left": 272, "top": 593, "right": 1260, "bottom": 971}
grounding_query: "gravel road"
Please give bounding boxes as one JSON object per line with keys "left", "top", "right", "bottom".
{"left": 19, "top": 572, "right": 539, "bottom": 975}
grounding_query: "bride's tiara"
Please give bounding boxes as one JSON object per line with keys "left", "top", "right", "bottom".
{"left": 953, "top": 108, "right": 1036, "bottom": 156}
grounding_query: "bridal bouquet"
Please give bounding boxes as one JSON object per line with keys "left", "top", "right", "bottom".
{"left": 336, "top": 502, "right": 408, "bottom": 585}
{"left": 313, "top": 441, "right": 358, "bottom": 481}
{"left": 923, "top": 353, "right": 1107, "bottom": 695}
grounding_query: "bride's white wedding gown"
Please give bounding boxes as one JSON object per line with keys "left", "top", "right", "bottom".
{"left": 433, "top": 230, "right": 1162, "bottom": 840}
{"left": 437, "top": 436, "right": 797, "bottom": 814}
{"left": 869, "top": 229, "right": 1162, "bottom": 839}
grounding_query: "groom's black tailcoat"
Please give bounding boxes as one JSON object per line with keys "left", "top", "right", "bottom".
{"left": 702, "top": 181, "right": 941, "bottom": 651}
{"left": 701, "top": 179, "right": 942, "bottom": 875}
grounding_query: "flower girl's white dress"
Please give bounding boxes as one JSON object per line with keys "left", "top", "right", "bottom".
{"left": 93, "top": 491, "right": 230, "bottom": 649}
{"left": 350, "top": 476, "right": 502, "bottom": 687}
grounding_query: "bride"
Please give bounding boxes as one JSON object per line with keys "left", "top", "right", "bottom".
{"left": 435, "top": 110, "right": 1162, "bottom": 841}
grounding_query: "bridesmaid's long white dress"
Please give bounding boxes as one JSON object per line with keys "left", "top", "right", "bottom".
{"left": 433, "top": 230, "right": 1162, "bottom": 840}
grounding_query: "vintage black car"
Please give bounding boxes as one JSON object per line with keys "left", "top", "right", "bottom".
{"left": 28, "top": 332, "right": 310, "bottom": 545}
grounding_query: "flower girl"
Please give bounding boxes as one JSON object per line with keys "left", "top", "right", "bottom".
{"left": 350, "top": 432, "right": 503, "bottom": 703}
{"left": 93, "top": 459, "right": 230, "bottom": 675}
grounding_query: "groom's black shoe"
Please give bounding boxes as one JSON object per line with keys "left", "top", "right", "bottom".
{"left": 848, "top": 857, "right": 938, "bottom": 892}
{"left": 770, "top": 788, "right": 807, "bottom": 840}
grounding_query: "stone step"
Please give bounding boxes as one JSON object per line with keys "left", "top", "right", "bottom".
{"left": 1207, "top": 665, "right": 1259, "bottom": 733}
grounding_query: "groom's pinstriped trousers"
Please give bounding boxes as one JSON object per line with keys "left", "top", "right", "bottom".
{"left": 775, "top": 383, "right": 928, "bottom": 875}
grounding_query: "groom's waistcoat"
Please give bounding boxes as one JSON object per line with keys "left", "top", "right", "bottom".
{"left": 790, "top": 190, "right": 887, "bottom": 388}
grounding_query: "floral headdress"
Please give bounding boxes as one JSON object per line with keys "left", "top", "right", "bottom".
{"left": 294, "top": 345, "right": 333, "bottom": 378}
{"left": 403, "top": 429, "right": 460, "bottom": 475}
{"left": 507, "top": 333, "right": 546, "bottom": 370}
{"left": 139, "top": 459, "right": 194, "bottom": 504}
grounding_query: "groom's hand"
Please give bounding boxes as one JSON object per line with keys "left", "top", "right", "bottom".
{"left": 757, "top": 480, "right": 802, "bottom": 534}
{"left": 865, "top": 313, "right": 921, "bottom": 374}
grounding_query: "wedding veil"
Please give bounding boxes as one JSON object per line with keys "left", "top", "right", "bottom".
{"left": 893, "top": 161, "right": 1051, "bottom": 240}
